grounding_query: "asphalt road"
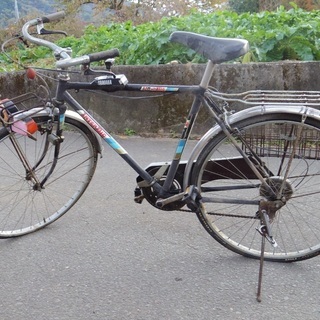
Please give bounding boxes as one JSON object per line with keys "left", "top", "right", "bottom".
{"left": 0, "top": 136, "right": 319, "bottom": 320}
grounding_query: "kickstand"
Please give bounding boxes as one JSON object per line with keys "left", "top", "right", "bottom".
{"left": 256, "top": 206, "right": 278, "bottom": 303}
{"left": 256, "top": 228, "right": 266, "bottom": 302}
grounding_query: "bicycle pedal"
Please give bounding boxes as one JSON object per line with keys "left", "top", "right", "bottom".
{"left": 134, "top": 187, "right": 144, "bottom": 204}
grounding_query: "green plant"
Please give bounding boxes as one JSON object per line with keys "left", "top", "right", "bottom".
{"left": 124, "top": 128, "right": 136, "bottom": 136}
{"left": 2, "top": 7, "right": 320, "bottom": 71}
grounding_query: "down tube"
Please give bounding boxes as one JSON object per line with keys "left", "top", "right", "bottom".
{"left": 63, "top": 93, "right": 156, "bottom": 186}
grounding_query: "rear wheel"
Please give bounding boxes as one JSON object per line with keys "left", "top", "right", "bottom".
{"left": 0, "top": 115, "right": 98, "bottom": 237}
{"left": 191, "top": 113, "right": 320, "bottom": 262}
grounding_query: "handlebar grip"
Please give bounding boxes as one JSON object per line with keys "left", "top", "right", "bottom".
{"left": 88, "top": 49, "right": 120, "bottom": 63}
{"left": 42, "top": 11, "right": 66, "bottom": 23}
{"left": 55, "top": 48, "right": 120, "bottom": 69}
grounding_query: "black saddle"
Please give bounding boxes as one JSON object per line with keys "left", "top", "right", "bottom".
{"left": 169, "top": 31, "right": 249, "bottom": 63}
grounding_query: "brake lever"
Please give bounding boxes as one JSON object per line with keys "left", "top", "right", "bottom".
{"left": 38, "top": 28, "right": 67, "bottom": 36}
{"left": 15, "top": 34, "right": 29, "bottom": 47}
{"left": 36, "top": 21, "right": 67, "bottom": 36}
{"left": 83, "top": 66, "right": 117, "bottom": 77}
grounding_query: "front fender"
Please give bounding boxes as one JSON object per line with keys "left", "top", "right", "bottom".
{"left": 183, "top": 104, "right": 320, "bottom": 189}
{"left": 65, "top": 110, "right": 103, "bottom": 154}
{"left": 15, "top": 107, "right": 103, "bottom": 153}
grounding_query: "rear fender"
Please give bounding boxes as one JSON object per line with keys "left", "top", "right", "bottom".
{"left": 183, "top": 104, "right": 320, "bottom": 189}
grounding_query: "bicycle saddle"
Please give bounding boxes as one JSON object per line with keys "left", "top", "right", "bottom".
{"left": 169, "top": 31, "right": 249, "bottom": 63}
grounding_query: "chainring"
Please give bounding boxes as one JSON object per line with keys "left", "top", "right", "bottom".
{"left": 141, "top": 167, "right": 185, "bottom": 211}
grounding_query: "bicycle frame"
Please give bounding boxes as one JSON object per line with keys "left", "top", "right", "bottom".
{"left": 53, "top": 61, "right": 215, "bottom": 199}
{"left": 53, "top": 58, "right": 289, "bottom": 206}
{"left": 55, "top": 60, "right": 282, "bottom": 206}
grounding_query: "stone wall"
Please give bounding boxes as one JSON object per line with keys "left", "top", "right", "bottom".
{"left": 1, "top": 61, "right": 320, "bottom": 135}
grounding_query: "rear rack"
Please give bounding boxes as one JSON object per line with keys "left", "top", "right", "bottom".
{"left": 208, "top": 89, "right": 320, "bottom": 107}
{"left": 205, "top": 89, "right": 320, "bottom": 160}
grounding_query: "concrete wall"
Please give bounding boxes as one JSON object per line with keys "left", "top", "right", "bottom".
{"left": 1, "top": 61, "right": 320, "bottom": 135}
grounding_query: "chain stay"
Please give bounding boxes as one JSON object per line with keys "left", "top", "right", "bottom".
{"left": 177, "top": 207, "right": 259, "bottom": 219}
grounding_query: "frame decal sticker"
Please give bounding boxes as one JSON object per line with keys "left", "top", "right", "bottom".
{"left": 80, "top": 112, "right": 127, "bottom": 154}
{"left": 141, "top": 86, "right": 179, "bottom": 92}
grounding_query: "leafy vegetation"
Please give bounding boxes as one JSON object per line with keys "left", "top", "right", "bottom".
{"left": 2, "top": 6, "right": 320, "bottom": 71}
{"left": 229, "top": 0, "right": 320, "bottom": 12}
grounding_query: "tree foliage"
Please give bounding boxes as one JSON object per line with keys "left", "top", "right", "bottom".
{"left": 59, "top": 0, "right": 125, "bottom": 13}
{"left": 228, "top": 0, "right": 259, "bottom": 13}
{"left": 0, "top": 0, "right": 56, "bottom": 26}
{"left": 56, "top": 0, "right": 224, "bottom": 23}
{"left": 229, "top": 0, "right": 320, "bottom": 13}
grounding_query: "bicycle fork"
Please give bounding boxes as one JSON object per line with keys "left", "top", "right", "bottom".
{"left": 9, "top": 134, "right": 43, "bottom": 190}
{"left": 9, "top": 104, "right": 66, "bottom": 191}
{"left": 9, "top": 124, "right": 64, "bottom": 191}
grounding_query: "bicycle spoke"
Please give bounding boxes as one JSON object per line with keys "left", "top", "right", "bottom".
{"left": 192, "top": 115, "right": 320, "bottom": 261}
{"left": 0, "top": 116, "right": 98, "bottom": 237}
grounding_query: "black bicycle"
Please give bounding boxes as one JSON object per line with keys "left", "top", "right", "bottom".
{"left": 1, "top": 12, "right": 320, "bottom": 268}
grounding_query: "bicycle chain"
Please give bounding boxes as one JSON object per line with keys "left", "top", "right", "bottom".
{"left": 177, "top": 207, "right": 259, "bottom": 219}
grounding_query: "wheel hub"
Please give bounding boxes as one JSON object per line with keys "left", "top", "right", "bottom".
{"left": 259, "top": 176, "right": 294, "bottom": 201}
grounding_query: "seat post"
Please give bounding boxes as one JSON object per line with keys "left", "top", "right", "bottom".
{"left": 200, "top": 60, "right": 215, "bottom": 89}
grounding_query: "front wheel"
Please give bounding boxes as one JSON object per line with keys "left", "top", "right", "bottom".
{"left": 0, "top": 115, "right": 98, "bottom": 237}
{"left": 191, "top": 113, "right": 320, "bottom": 262}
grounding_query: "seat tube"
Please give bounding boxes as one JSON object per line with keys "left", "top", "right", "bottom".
{"left": 200, "top": 60, "right": 215, "bottom": 89}
{"left": 161, "top": 94, "right": 204, "bottom": 193}
{"left": 161, "top": 61, "right": 214, "bottom": 194}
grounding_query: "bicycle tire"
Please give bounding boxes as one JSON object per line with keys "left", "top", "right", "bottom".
{"left": 0, "top": 115, "right": 98, "bottom": 237}
{"left": 191, "top": 112, "right": 320, "bottom": 262}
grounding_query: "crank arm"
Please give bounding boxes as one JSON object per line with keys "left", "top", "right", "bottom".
{"left": 155, "top": 185, "right": 202, "bottom": 211}
{"left": 155, "top": 191, "right": 185, "bottom": 208}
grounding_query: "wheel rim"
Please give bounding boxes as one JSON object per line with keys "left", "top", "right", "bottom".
{"left": 0, "top": 118, "right": 97, "bottom": 237}
{"left": 195, "top": 119, "right": 320, "bottom": 261}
